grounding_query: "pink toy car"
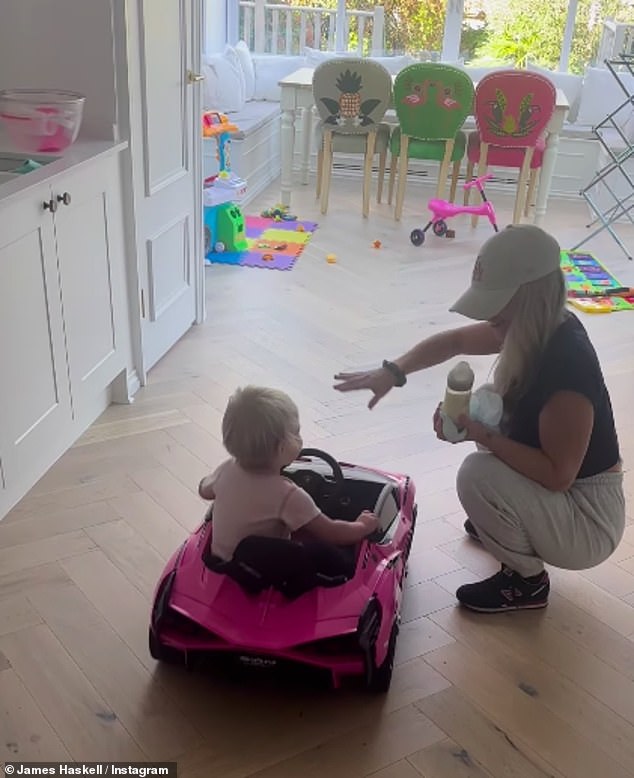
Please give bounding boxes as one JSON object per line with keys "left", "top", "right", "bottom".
{"left": 148, "top": 448, "right": 418, "bottom": 692}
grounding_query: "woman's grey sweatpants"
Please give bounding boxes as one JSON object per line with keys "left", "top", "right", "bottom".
{"left": 456, "top": 451, "right": 626, "bottom": 578}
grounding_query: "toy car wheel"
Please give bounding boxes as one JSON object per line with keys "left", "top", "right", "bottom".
{"left": 149, "top": 628, "right": 182, "bottom": 665}
{"left": 410, "top": 229, "right": 425, "bottom": 246}
{"left": 366, "top": 621, "right": 398, "bottom": 693}
{"left": 433, "top": 220, "right": 448, "bottom": 237}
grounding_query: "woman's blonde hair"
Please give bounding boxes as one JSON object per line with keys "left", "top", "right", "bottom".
{"left": 493, "top": 268, "right": 567, "bottom": 410}
{"left": 222, "top": 386, "right": 299, "bottom": 470}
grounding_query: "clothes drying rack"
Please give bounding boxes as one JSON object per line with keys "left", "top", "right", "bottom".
{"left": 571, "top": 53, "right": 634, "bottom": 261}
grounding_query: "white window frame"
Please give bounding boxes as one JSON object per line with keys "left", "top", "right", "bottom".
{"left": 221, "top": 0, "right": 582, "bottom": 72}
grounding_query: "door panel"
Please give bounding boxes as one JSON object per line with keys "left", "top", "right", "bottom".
{"left": 146, "top": 216, "right": 191, "bottom": 320}
{"left": 139, "top": 0, "right": 188, "bottom": 193}
{"left": 54, "top": 161, "right": 122, "bottom": 418}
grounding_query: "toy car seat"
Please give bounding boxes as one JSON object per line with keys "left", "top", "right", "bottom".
{"left": 203, "top": 535, "right": 353, "bottom": 599}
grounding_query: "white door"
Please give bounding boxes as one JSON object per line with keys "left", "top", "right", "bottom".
{"left": 129, "top": 0, "right": 204, "bottom": 374}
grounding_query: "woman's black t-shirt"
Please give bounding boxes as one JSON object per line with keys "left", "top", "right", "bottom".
{"left": 506, "top": 312, "right": 620, "bottom": 479}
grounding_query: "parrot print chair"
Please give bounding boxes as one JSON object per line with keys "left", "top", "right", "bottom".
{"left": 388, "top": 63, "right": 474, "bottom": 221}
{"left": 466, "top": 70, "right": 556, "bottom": 224}
{"left": 313, "top": 58, "right": 393, "bottom": 217}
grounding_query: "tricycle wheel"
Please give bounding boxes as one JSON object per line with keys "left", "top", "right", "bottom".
{"left": 410, "top": 229, "right": 425, "bottom": 246}
{"left": 433, "top": 220, "right": 448, "bottom": 237}
{"left": 149, "top": 628, "right": 183, "bottom": 665}
{"left": 366, "top": 621, "right": 398, "bottom": 693}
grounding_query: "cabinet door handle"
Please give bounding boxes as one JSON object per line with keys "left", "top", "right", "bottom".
{"left": 187, "top": 70, "right": 205, "bottom": 83}
{"left": 56, "top": 192, "right": 71, "bottom": 206}
{"left": 43, "top": 198, "right": 58, "bottom": 213}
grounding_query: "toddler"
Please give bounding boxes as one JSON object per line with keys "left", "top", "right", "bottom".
{"left": 198, "top": 386, "right": 378, "bottom": 564}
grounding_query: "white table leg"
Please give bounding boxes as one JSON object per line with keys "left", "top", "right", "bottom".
{"left": 301, "top": 106, "right": 313, "bottom": 185}
{"left": 534, "top": 101, "right": 567, "bottom": 227}
{"left": 534, "top": 130, "right": 559, "bottom": 226}
{"left": 280, "top": 107, "right": 296, "bottom": 207}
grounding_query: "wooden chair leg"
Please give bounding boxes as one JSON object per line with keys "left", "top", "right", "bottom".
{"left": 449, "top": 159, "right": 461, "bottom": 203}
{"left": 362, "top": 131, "right": 377, "bottom": 218}
{"left": 316, "top": 145, "right": 323, "bottom": 199}
{"left": 464, "top": 160, "right": 474, "bottom": 205}
{"left": 320, "top": 129, "right": 333, "bottom": 215}
{"left": 525, "top": 167, "right": 539, "bottom": 216}
{"left": 513, "top": 148, "right": 534, "bottom": 224}
{"left": 471, "top": 142, "right": 488, "bottom": 228}
{"left": 377, "top": 146, "right": 387, "bottom": 203}
{"left": 436, "top": 139, "right": 454, "bottom": 201}
{"left": 388, "top": 153, "right": 397, "bottom": 205}
{"left": 395, "top": 135, "right": 410, "bottom": 221}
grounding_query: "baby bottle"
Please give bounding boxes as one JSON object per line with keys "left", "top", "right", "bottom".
{"left": 442, "top": 361, "right": 474, "bottom": 425}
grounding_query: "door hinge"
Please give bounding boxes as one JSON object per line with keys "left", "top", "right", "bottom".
{"left": 140, "top": 288, "right": 146, "bottom": 318}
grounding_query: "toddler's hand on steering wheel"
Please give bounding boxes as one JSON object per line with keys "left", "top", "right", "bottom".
{"left": 357, "top": 510, "right": 379, "bottom": 534}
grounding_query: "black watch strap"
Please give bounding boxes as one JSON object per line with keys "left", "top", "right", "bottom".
{"left": 382, "top": 360, "right": 407, "bottom": 387}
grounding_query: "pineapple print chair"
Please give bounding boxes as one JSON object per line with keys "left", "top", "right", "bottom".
{"left": 389, "top": 63, "right": 474, "bottom": 221}
{"left": 466, "top": 70, "right": 556, "bottom": 225}
{"left": 312, "top": 58, "right": 392, "bottom": 216}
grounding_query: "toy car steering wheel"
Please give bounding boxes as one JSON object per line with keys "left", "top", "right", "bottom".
{"left": 285, "top": 448, "right": 345, "bottom": 510}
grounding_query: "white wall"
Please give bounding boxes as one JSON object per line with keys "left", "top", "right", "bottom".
{"left": 0, "top": 0, "right": 118, "bottom": 140}
{"left": 205, "top": 0, "right": 228, "bottom": 53}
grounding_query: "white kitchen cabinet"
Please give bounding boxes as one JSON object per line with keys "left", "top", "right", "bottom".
{"left": 0, "top": 180, "right": 73, "bottom": 504}
{"left": 0, "top": 152, "right": 129, "bottom": 517}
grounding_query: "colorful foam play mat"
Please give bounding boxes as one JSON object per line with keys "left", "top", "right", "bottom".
{"left": 205, "top": 214, "right": 318, "bottom": 271}
{"left": 560, "top": 250, "right": 634, "bottom": 314}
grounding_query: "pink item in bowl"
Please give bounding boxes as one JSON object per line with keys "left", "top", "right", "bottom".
{"left": 0, "top": 90, "right": 85, "bottom": 154}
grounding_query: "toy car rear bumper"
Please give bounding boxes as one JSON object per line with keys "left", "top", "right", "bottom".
{"left": 157, "top": 623, "right": 365, "bottom": 680}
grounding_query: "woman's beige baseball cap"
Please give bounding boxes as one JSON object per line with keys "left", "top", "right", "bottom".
{"left": 449, "top": 224, "right": 562, "bottom": 321}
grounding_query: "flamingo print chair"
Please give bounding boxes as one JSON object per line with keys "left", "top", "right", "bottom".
{"left": 389, "top": 63, "right": 474, "bottom": 221}
{"left": 312, "top": 59, "right": 393, "bottom": 217}
{"left": 466, "top": 70, "right": 556, "bottom": 225}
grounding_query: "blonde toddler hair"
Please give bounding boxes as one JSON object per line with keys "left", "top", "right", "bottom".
{"left": 222, "top": 386, "right": 300, "bottom": 470}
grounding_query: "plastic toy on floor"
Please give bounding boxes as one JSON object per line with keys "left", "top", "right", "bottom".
{"left": 261, "top": 204, "right": 297, "bottom": 221}
{"left": 410, "top": 173, "right": 499, "bottom": 246}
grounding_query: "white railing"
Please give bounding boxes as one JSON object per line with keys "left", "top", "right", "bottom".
{"left": 239, "top": 1, "right": 385, "bottom": 56}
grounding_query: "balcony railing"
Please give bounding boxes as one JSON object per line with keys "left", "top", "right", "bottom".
{"left": 239, "top": 1, "right": 385, "bottom": 55}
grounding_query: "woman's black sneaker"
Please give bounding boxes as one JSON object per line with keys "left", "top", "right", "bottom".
{"left": 456, "top": 566, "right": 550, "bottom": 613}
{"left": 464, "top": 519, "right": 481, "bottom": 542}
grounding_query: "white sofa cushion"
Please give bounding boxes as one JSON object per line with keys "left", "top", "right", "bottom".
{"left": 226, "top": 100, "right": 280, "bottom": 138}
{"left": 235, "top": 40, "right": 256, "bottom": 101}
{"left": 576, "top": 66, "right": 634, "bottom": 133}
{"left": 203, "top": 45, "right": 246, "bottom": 112}
{"left": 527, "top": 63, "right": 584, "bottom": 123}
{"left": 252, "top": 54, "right": 307, "bottom": 101}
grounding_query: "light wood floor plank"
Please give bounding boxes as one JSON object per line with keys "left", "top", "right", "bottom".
{"left": 430, "top": 606, "right": 634, "bottom": 772}
{"left": 27, "top": 581, "right": 202, "bottom": 760}
{"left": 415, "top": 687, "right": 563, "bottom": 778}
{"left": 0, "top": 624, "right": 146, "bottom": 760}
{"left": 0, "top": 531, "right": 96, "bottom": 577}
{"left": 0, "top": 669, "right": 71, "bottom": 761}
{"left": 424, "top": 641, "right": 632, "bottom": 778}
{"left": 407, "top": 737, "right": 495, "bottom": 778}
{"left": 0, "top": 595, "right": 42, "bottom": 637}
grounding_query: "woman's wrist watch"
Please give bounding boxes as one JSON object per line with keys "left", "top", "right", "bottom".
{"left": 382, "top": 360, "right": 407, "bottom": 387}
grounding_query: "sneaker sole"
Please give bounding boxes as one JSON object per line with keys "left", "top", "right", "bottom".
{"left": 458, "top": 600, "right": 548, "bottom": 613}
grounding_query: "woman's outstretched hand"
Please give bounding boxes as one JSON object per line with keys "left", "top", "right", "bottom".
{"left": 333, "top": 368, "right": 395, "bottom": 409}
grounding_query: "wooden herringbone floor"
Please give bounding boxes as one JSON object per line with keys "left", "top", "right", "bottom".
{"left": 1, "top": 173, "right": 634, "bottom": 778}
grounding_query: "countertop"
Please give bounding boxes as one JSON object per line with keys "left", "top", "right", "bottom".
{"left": 0, "top": 136, "right": 128, "bottom": 206}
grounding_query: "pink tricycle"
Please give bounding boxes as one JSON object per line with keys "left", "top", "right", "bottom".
{"left": 410, "top": 173, "right": 499, "bottom": 246}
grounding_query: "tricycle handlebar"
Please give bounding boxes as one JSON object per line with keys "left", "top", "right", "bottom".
{"left": 463, "top": 172, "right": 493, "bottom": 190}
